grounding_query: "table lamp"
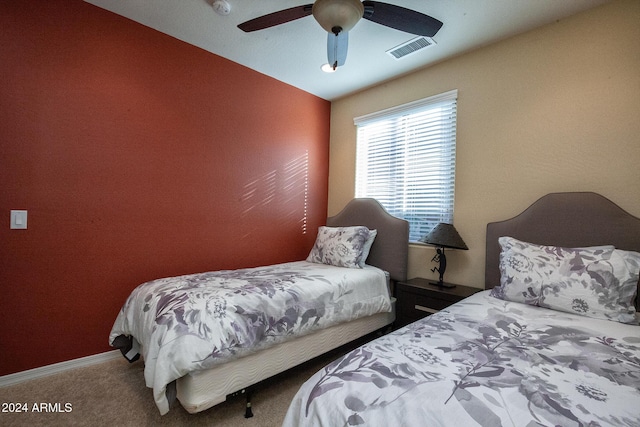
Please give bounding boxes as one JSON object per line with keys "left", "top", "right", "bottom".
{"left": 419, "top": 223, "right": 468, "bottom": 289}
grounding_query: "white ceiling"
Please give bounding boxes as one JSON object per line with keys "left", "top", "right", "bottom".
{"left": 84, "top": 0, "right": 609, "bottom": 101}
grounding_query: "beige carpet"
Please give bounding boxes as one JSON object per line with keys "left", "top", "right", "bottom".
{"left": 0, "top": 343, "right": 358, "bottom": 427}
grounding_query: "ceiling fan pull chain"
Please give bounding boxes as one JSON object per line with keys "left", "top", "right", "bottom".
{"left": 331, "top": 29, "right": 340, "bottom": 70}
{"left": 332, "top": 25, "right": 341, "bottom": 69}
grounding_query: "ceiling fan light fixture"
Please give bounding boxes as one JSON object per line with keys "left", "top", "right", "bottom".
{"left": 321, "top": 63, "right": 337, "bottom": 73}
{"left": 312, "top": 0, "right": 364, "bottom": 33}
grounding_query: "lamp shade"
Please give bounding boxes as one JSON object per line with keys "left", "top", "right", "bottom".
{"left": 312, "top": 0, "right": 364, "bottom": 33}
{"left": 420, "top": 223, "right": 468, "bottom": 250}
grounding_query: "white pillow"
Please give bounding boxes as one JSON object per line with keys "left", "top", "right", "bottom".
{"left": 358, "top": 229, "right": 377, "bottom": 268}
{"left": 306, "top": 226, "right": 376, "bottom": 269}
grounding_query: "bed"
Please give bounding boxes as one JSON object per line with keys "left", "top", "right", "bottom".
{"left": 283, "top": 192, "right": 640, "bottom": 427}
{"left": 109, "top": 198, "right": 409, "bottom": 415}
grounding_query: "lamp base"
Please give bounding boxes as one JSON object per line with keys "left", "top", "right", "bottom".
{"left": 430, "top": 281, "right": 456, "bottom": 289}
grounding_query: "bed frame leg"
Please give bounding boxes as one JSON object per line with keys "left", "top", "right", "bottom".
{"left": 244, "top": 389, "right": 253, "bottom": 418}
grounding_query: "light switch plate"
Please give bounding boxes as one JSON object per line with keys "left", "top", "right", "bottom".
{"left": 10, "top": 210, "right": 27, "bottom": 229}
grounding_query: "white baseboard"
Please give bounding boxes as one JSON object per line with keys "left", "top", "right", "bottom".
{"left": 0, "top": 350, "right": 122, "bottom": 388}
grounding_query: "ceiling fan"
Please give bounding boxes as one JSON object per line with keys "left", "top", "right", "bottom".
{"left": 237, "top": 0, "right": 443, "bottom": 70}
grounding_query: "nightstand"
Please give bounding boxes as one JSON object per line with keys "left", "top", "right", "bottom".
{"left": 395, "top": 278, "right": 480, "bottom": 328}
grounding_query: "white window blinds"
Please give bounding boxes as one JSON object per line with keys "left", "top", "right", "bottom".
{"left": 354, "top": 90, "right": 458, "bottom": 242}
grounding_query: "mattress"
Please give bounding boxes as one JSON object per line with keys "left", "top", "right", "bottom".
{"left": 177, "top": 299, "right": 395, "bottom": 413}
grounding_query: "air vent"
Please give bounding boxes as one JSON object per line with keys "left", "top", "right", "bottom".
{"left": 386, "top": 36, "right": 436, "bottom": 60}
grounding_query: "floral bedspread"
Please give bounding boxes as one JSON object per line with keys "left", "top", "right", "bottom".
{"left": 109, "top": 261, "right": 390, "bottom": 414}
{"left": 284, "top": 290, "right": 640, "bottom": 427}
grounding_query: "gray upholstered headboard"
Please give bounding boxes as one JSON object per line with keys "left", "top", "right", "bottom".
{"left": 327, "top": 198, "right": 409, "bottom": 283}
{"left": 485, "top": 192, "right": 640, "bottom": 306}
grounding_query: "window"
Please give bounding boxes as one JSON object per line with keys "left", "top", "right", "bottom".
{"left": 354, "top": 90, "right": 458, "bottom": 242}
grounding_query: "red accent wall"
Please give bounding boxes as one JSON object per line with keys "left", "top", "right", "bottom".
{"left": 0, "top": 1, "right": 330, "bottom": 376}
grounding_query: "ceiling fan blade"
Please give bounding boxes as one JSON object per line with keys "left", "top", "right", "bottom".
{"left": 362, "top": 1, "right": 443, "bottom": 37}
{"left": 327, "top": 31, "right": 349, "bottom": 69}
{"left": 238, "top": 4, "right": 314, "bottom": 32}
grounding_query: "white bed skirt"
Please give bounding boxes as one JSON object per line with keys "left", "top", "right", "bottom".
{"left": 176, "top": 298, "right": 396, "bottom": 413}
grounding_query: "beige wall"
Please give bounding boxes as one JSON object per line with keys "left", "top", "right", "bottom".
{"left": 328, "top": 0, "right": 640, "bottom": 289}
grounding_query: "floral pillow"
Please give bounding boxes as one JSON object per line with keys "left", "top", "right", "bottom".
{"left": 307, "top": 226, "right": 376, "bottom": 269}
{"left": 491, "top": 236, "right": 640, "bottom": 324}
